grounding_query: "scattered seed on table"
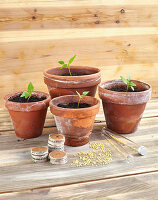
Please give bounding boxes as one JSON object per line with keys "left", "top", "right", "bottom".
{"left": 71, "top": 142, "right": 112, "bottom": 167}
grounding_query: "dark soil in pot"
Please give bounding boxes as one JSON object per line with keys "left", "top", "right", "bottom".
{"left": 108, "top": 85, "right": 143, "bottom": 92}
{"left": 9, "top": 93, "right": 46, "bottom": 103}
{"left": 4, "top": 91, "right": 50, "bottom": 139}
{"left": 62, "top": 73, "right": 87, "bottom": 76}
{"left": 57, "top": 102, "right": 91, "bottom": 109}
{"left": 43, "top": 66, "right": 101, "bottom": 98}
{"left": 99, "top": 80, "right": 151, "bottom": 134}
{"left": 49, "top": 95, "right": 100, "bottom": 147}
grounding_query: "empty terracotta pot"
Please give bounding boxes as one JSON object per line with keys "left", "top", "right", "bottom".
{"left": 43, "top": 66, "right": 101, "bottom": 98}
{"left": 99, "top": 80, "right": 151, "bottom": 134}
{"left": 49, "top": 95, "right": 100, "bottom": 146}
{"left": 4, "top": 91, "right": 50, "bottom": 139}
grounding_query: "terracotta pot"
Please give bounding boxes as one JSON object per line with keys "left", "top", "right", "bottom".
{"left": 99, "top": 80, "right": 151, "bottom": 134}
{"left": 4, "top": 91, "right": 50, "bottom": 139}
{"left": 43, "top": 66, "right": 101, "bottom": 98}
{"left": 49, "top": 95, "right": 100, "bottom": 146}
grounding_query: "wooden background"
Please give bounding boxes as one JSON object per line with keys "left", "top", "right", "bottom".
{"left": 0, "top": 0, "right": 158, "bottom": 107}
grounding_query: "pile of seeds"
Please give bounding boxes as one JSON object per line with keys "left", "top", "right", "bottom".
{"left": 71, "top": 142, "right": 112, "bottom": 167}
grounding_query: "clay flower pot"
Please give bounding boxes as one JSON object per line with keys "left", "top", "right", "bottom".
{"left": 99, "top": 80, "right": 151, "bottom": 134}
{"left": 4, "top": 91, "right": 50, "bottom": 139}
{"left": 43, "top": 66, "right": 101, "bottom": 98}
{"left": 49, "top": 95, "right": 100, "bottom": 146}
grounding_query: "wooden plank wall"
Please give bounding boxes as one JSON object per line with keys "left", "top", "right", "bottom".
{"left": 0, "top": 0, "right": 158, "bottom": 107}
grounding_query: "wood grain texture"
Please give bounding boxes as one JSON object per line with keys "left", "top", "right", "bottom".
{"left": 0, "top": 1, "right": 158, "bottom": 198}
{"left": 1, "top": 172, "right": 158, "bottom": 200}
{"left": 1, "top": 3, "right": 158, "bottom": 31}
{"left": 0, "top": 1, "right": 158, "bottom": 107}
{"left": 0, "top": 99, "right": 158, "bottom": 194}
{"left": 0, "top": 28, "right": 158, "bottom": 106}
{"left": 1, "top": 0, "right": 158, "bottom": 6}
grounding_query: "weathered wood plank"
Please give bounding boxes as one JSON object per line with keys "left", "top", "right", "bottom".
{"left": 1, "top": 4, "right": 158, "bottom": 31}
{"left": 0, "top": 155, "right": 158, "bottom": 194}
{"left": 1, "top": 27, "right": 158, "bottom": 42}
{"left": 0, "top": 116, "right": 158, "bottom": 155}
{"left": 0, "top": 115, "right": 157, "bottom": 193}
{"left": 1, "top": 0, "right": 158, "bottom": 6}
{"left": 1, "top": 172, "right": 158, "bottom": 200}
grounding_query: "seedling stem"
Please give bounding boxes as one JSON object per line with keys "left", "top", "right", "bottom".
{"left": 120, "top": 75, "right": 136, "bottom": 92}
{"left": 76, "top": 91, "right": 89, "bottom": 108}
{"left": 58, "top": 55, "right": 76, "bottom": 76}
{"left": 20, "top": 82, "right": 34, "bottom": 102}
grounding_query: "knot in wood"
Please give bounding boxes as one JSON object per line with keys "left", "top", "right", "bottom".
{"left": 95, "top": 20, "right": 100, "bottom": 24}
{"left": 94, "top": 14, "right": 98, "bottom": 17}
{"left": 120, "top": 9, "right": 125, "bottom": 13}
{"left": 115, "top": 20, "right": 120, "bottom": 24}
{"left": 32, "top": 16, "right": 36, "bottom": 20}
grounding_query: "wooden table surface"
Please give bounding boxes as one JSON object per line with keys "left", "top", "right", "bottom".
{"left": 0, "top": 98, "right": 158, "bottom": 200}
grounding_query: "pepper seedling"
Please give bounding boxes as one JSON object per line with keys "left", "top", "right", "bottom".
{"left": 120, "top": 75, "right": 136, "bottom": 92}
{"left": 20, "top": 82, "right": 34, "bottom": 102}
{"left": 58, "top": 55, "right": 76, "bottom": 76}
{"left": 76, "top": 91, "right": 89, "bottom": 108}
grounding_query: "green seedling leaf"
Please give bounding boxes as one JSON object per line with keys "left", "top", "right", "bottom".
{"left": 131, "top": 86, "right": 134, "bottom": 91}
{"left": 68, "top": 55, "right": 76, "bottom": 65}
{"left": 120, "top": 75, "right": 136, "bottom": 92}
{"left": 60, "top": 64, "right": 67, "bottom": 69}
{"left": 20, "top": 91, "right": 29, "bottom": 99}
{"left": 20, "top": 82, "right": 34, "bottom": 101}
{"left": 82, "top": 91, "right": 89, "bottom": 96}
{"left": 129, "top": 82, "right": 136, "bottom": 86}
{"left": 76, "top": 91, "right": 82, "bottom": 99}
{"left": 58, "top": 61, "right": 64, "bottom": 64}
{"left": 20, "top": 92, "right": 25, "bottom": 98}
{"left": 28, "top": 82, "right": 34, "bottom": 94}
{"left": 58, "top": 55, "right": 76, "bottom": 76}
{"left": 76, "top": 90, "right": 89, "bottom": 108}
{"left": 120, "top": 76, "right": 128, "bottom": 84}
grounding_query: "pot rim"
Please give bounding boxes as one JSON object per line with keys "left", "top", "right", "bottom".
{"left": 4, "top": 91, "right": 51, "bottom": 112}
{"left": 43, "top": 66, "right": 101, "bottom": 80}
{"left": 50, "top": 95, "right": 100, "bottom": 112}
{"left": 49, "top": 95, "right": 100, "bottom": 118}
{"left": 99, "top": 79, "right": 151, "bottom": 105}
{"left": 99, "top": 79, "right": 151, "bottom": 95}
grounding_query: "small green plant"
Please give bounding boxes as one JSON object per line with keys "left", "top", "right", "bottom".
{"left": 120, "top": 75, "right": 136, "bottom": 92}
{"left": 20, "top": 82, "right": 34, "bottom": 102}
{"left": 58, "top": 55, "right": 76, "bottom": 76}
{"left": 76, "top": 91, "right": 89, "bottom": 108}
